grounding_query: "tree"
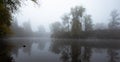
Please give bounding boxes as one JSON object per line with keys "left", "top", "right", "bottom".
{"left": 108, "top": 10, "right": 120, "bottom": 29}
{"left": 71, "top": 6, "right": 85, "bottom": 18}
{"left": 11, "top": 21, "right": 35, "bottom": 37}
{"left": 11, "top": 20, "right": 23, "bottom": 36}
{"left": 0, "top": 0, "right": 38, "bottom": 37}
{"left": 84, "top": 15, "right": 93, "bottom": 31}
{"left": 36, "top": 25, "right": 46, "bottom": 37}
{"left": 71, "top": 6, "right": 85, "bottom": 37}
{"left": 38, "top": 25, "right": 46, "bottom": 33}
{"left": 51, "top": 6, "right": 93, "bottom": 38}
{"left": 23, "top": 21, "right": 32, "bottom": 32}
{"left": 0, "top": 3, "right": 12, "bottom": 37}
{"left": 71, "top": 18, "right": 82, "bottom": 37}
{"left": 62, "top": 14, "right": 70, "bottom": 32}
{"left": 50, "top": 21, "right": 63, "bottom": 37}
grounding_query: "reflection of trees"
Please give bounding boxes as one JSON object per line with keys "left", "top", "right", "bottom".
{"left": 82, "top": 47, "right": 91, "bottom": 62}
{"left": 11, "top": 39, "right": 33, "bottom": 56}
{"left": 11, "top": 39, "right": 25, "bottom": 56}
{"left": 12, "top": 46, "right": 19, "bottom": 57}
{"left": 22, "top": 41, "right": 32, "bottom": 55}
{"left": 107, "top": 49, "right": 119, "bottom": 62}
{"left": 71, "top": 41, "right": 81, "bottom": 62}
{"left": 60, "top": 45, "right": 71, "bottom": 62}
{"left": 11, "top": 39, "right": 47, "bottom": 56}
{"left": 0, "top": 39, "right": 14, "bottom": 62}
{"left": 50, "top": 39, "right": 92, "bottom": 62}
{"left": 37, "top": 41, "right": 46, "bottom": 50}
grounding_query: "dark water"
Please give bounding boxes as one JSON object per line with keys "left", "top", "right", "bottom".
{"left": 2, "top": 38, "right": 120, "bottom": 62}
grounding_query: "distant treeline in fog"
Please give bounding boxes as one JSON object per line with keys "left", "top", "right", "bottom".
{"left": 50, "top": 6, "right": 120, "bottom": 39}
{"left": 10, "top": 21, "right": 49, "bottom": 37}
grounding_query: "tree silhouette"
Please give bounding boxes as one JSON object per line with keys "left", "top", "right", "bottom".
{"left": 108, "top": 10, "right": 120, "bottom": 30}
{"left": 71, "top": 6, "right": 85, "bottom": 37}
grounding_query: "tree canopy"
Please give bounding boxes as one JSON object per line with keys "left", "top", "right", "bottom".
{"left": 0, "top": 0, "right": 38, "bottom": 37}
{"left": 51, "top": 6, "right": 93, "bottom": 38}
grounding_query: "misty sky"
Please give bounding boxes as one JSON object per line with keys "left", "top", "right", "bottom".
{"left": 16, "top": 0, "right": 120, "bottom": 32}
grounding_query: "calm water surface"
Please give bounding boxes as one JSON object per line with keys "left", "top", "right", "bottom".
{"left": 6, "top": 38, "right": 120, "bottom": 62}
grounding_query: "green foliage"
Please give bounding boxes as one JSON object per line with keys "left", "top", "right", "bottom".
{"left": 0, "top": 24, "right": 12, "bottom": 37}
{"left": 0, "top": 0, "right": 38, "bottom": 37}
{"left": 0, "top": 4, "right": 12, "bottom": 26}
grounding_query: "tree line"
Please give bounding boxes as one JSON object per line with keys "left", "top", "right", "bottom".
{"left": 51, "top": 6, "right": 120, "bottom": 39}
{"left": 10, "top": 20, "right": 47, "bottom": 37}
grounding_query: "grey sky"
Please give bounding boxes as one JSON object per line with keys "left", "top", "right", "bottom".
{"left": 16, "top": 0, "right": 120, "bottom": 32}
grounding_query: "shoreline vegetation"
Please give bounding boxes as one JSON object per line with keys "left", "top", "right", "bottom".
{"left": 51, "top": 30, "right": 120, "bottom": 39}
{"left": 50, "top": 6, "right": 120, "bottom": 39}
{"left": 0, "top": 0, "right": 38, "bottom": 62}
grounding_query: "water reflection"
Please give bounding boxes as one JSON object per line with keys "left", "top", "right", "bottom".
{"left": 10, "top": 38, "right": 61, "bottom": 62}
{"left": 11, "top": 39, "right": 33, "bottom": 56}
{"left": 82, "top": 47, "right": 91, "bottom": 62}
{"left": 50, "top": 39, "right": 92, "bottom": 62}
{"left": 0, "top": 39, "right": 14, "bottom": 62}
{"left": 50, "top": 39, "right": 120, "bottom": 62}
{"left": 11, "top": 39, "right": 47, "bottom": 56}
{"left": 107, "top": 49, "right": 119, "bottom": 62}
{"left": 2, "top": 38, "right": 120, "bottom": 62}
{"left": 37, "top": 40, "right": 46, "bottom": 50}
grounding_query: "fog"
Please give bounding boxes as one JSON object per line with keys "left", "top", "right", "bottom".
{"left": 15, "top": 0, "right": 120, "bottom": 32}
{"left": 1, "top": 0, "right": 120, "bottom": 62}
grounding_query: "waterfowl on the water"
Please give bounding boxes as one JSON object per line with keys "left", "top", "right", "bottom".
{"left": 23, "top": 45, "right": 26, "bottom": 47}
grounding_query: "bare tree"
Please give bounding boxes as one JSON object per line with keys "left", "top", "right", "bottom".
{"left": 108, "top": 10, "right": 120, "bottom": 29}
{"left": 84, "top": 15, "right": 93, "bottom": 31}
